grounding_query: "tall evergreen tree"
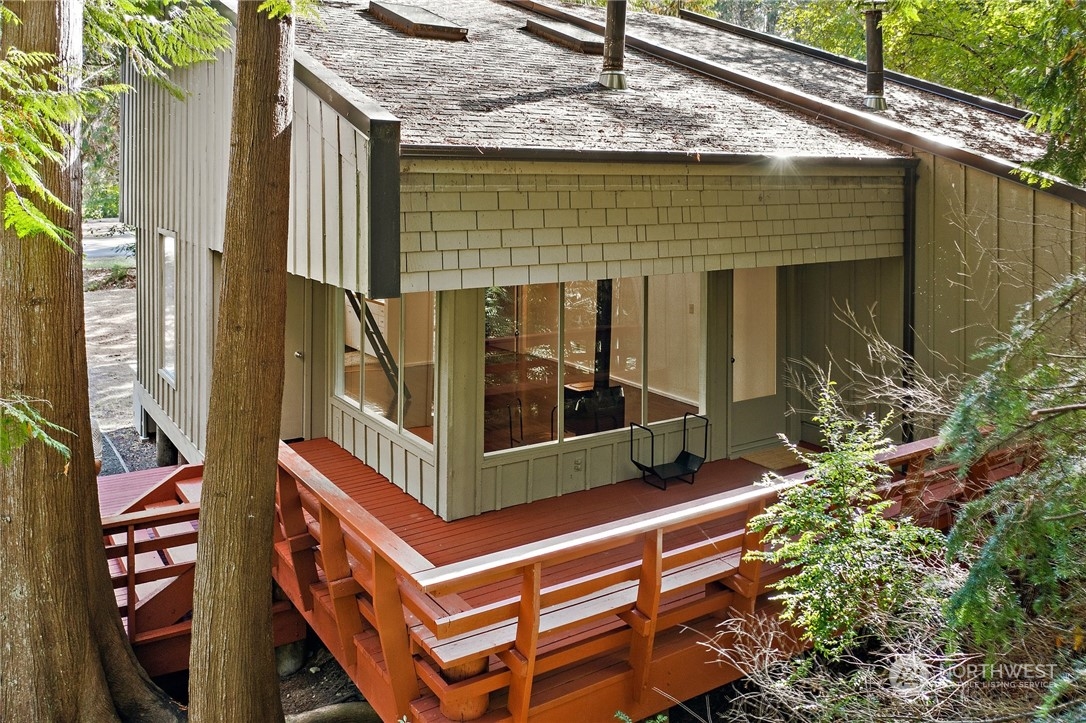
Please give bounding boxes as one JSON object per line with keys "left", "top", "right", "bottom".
{"left": 0, "top": 2, "right": 183, "bottom": 719}
{"left": 187, "top": 2, "right": 294, "bottom": 719}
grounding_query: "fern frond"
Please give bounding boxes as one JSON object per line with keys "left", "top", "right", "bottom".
{"left": 0, "top": 396, "right": 72, "bottom": 465}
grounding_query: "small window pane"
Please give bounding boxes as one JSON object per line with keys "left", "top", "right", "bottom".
{"left": 402, "top": 292, "right": 435, "bottom": 444}
{"left": 646, "top": 273, "right": 700, "bottom": 423}
{"left": 561, "top": 278, "right": 640, "bottom": 438}
{"left": 342, "top": 291, "right": 363, "bottom": 403}
{"left": 484, "top": 284, "right": 559, "bottom": 452}
{"left": 160, "top": 233, "right": 176, "bottom": 379}
{"left": 733, "top": 267, "right": 777, "bottom": 402}
{"left": 363, "top": 298, "right": 400, "bottom": 424}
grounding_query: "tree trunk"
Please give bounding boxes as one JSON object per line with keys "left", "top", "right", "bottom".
{"left": 187, "top": 4, "right": 293, "bottom": 721}
{"left": 0, "top": 3, "right": 181, "bottom": 721}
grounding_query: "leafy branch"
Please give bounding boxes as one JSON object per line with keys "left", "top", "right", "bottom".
{"left": 0, "top": 395, "right": 71, "bottom": 465}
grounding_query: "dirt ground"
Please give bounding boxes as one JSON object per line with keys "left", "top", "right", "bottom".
{"left": 83, "top": 267, "right": 359, "bottom": 715}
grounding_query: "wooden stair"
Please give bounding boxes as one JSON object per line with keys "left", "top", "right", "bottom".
{"left": 108, "top": 464, "right": 204, "bottom": 635}
{"left": 100, "top": 464, "right": 307, "bottom": 676}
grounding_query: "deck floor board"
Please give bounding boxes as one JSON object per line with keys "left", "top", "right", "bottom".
{"left": 289, "top": 438, "right": 769, "bottom": 569}
{"left": 98, "top": 465, "right": 179, "bottom": 516}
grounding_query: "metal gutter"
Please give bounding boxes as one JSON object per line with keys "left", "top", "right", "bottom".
{"left": 401, "top": 144, "right": 917, "bottom": 168}
{"left": 901, "top": 164, "right": 917, "bottom": 443}
{"left": 678, "top": 9, "right": 1028, "bottom": 120}
{"left": 504, "top": 0, "right": 1086, "bottom": 208}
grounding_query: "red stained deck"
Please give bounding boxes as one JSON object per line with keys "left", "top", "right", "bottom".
{"left": 268, "top": 436, "right": 1008, "bottom": 723}
{"left": 97, "top": 437, "right": 1017, "bottom": 722}
{"left": 289, "top": 438, "right": 770, "bottom": 568}
{"left": 98, "top": 465, "right": 178, "bottom": 516}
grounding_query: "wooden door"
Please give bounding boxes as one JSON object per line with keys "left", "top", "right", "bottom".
{"left": 728, "top": 267, "right": 786, "bottom": 454}
{"left": 280, "top": 274, "right": 308, "bottom": 441}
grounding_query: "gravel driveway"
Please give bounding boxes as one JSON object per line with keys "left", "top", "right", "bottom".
{"left": 84, "top": 275, "right": 158, "bottom": 474}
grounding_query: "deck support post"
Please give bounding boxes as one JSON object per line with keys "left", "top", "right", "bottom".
{"left": 275, "top": 465, "right": 318, "bottom": 610}
{"left": 372, "top": 552, "right": 421, "bottom": 716}
{"left": 438, "top": 657, "right": 490, "bottom": 720}
{"left": 628, "top": 529, "right": 663, "bottom": 702}
{"left": 501, "top": 563, "right": 542, "bottom": 723}
{"left": 726, "top": 500, "right": 766, "bottom": 615}
{"left": 962, "top": 455, "right": 993, "bottom": 503}
{"left": 319, "top": 505, "right": 365, "bottom": 671}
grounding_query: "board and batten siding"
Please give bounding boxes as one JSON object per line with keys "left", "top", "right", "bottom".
{"left": 912, "top": 152, "right": 1086, "bottom": 380}
{"left": 121, "top": 49, "right": 233, "bottom": 461}
{"left": 793, "top": 257, "right": 905, "bottom": 442}
{"left": 326, "top": 397, "right": 438, "bottom": 509}
{"left": 122, "top": 41, "right": 398, "bottom": 460}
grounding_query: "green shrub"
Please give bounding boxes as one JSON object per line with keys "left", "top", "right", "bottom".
{"left": 747, "top": 382, "right": 944, "bottom": 659}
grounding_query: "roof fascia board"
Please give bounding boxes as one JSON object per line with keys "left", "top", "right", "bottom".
{"left": 678, "top": 9, "right": 1027, "bottom": 120}
{"left": 505, "top": 0, "right": 1086, "bottom": 207}
{"left": 401, "top": 144, "right": 917, "bottom": 170}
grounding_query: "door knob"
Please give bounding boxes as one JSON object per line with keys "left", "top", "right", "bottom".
{"left": 294, "top": 351, "right": 304, "bottom": 359}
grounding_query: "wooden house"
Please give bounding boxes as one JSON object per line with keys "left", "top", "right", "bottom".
{"left": 122, "top": 0, "right": 1083, "bottom": 521}
{"left": 115, "top": 1, "right": 1084, "bottom": 719}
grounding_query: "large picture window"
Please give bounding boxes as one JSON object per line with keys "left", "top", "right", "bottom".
{"left": 483, "top": 274, "right": 700, "bottom": 454}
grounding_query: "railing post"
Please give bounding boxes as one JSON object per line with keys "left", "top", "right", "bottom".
{"left": 372, "top": 552, "right": 423, "bottom": 718}
{"left": 961, "top": 455, "right": 992, "bottom": 502}
{"left": 126, "top": 524, "right": 137, "bottom": 641}
{"left": 276, "top": 466, "right": 318, "bottom": 610}
{"left": 727, "top": 499, "right": 766, "bottom": 615}
{"left": 900, "top": 454, "right": 929, "bottom": 519}
{"left": 318, "top": 504, "right": 364, "bottom": 672}
{"left": 500, "top": 563, "right": 542, "bottom": 723}
{"left": 628, "top": 528, "right": 663, "bottom": 702}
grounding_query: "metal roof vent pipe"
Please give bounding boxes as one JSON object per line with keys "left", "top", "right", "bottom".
{"left": 599, "top": 0, "right": 627, "bottom": 90}
{"left": 864, "top": 0, "right": 888, "bottom": 110}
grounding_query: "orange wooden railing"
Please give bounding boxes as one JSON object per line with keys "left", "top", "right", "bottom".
{"left": 271, "top": 437, "right": 1023, "bottom": 722}
{"left": 102, "top": 503, "right": 201, "bottom": 643}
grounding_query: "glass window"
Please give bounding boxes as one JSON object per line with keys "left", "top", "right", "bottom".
{"left": 342, "top": 291, "right": 363, "bottom": 403}
{"left": 483, "top": 284, "right": 559, "bottom": 452}
{"left": 646, "top": 273, "right": 701, "bottom": 423}
{"left": 561, "top": 278, "right": 642, "bottom": 438}
{"left": 401, "top": 291, "right": 435, "bottom": 444}
{"left": 160, "top": 232, "right": 177, "bottom": 381}
{"left": 482, "top": 276, "right": 702, "bottom": 456}
{"left": 732, "top": 267, "right": 777, "bottom": 402}
{"left": 362, "top": 297, "right": 400, "bottom": 425}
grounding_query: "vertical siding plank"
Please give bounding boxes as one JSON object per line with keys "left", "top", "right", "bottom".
{"left": 320, "top": 105, "right": 341, "bottom": 286}
{"left": 912, "top": 154, "right": 936, "bottom": 378}
{"left": 1033, "top": 193, "right": 1073, "bottom": 298}
{"left": 997, "top": 179, "right": 1035, "bottom": 326}
{"left": 962, "top": 168, "right": 1000, "bottom": 373}
{"left": 339, "top": 117, "right": 359, "bottom": 292}
{"left": 1073, "top": 204, "right": 1086, "bottom": 270}
{"left": 306, "top": 91, "right": 323, "bottom": 282}
{"left": 357, "top": 130, "right": 371, "bottom": 294}
{"left": 930, "top": 157, "right": 966, "bottom": 375}
{"left": 289, "top": 82, "right": 308, "bottom": 276}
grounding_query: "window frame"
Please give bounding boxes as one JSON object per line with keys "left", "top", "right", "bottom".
{"left": 157, "top": 229, "right": 178, "bottom": 387}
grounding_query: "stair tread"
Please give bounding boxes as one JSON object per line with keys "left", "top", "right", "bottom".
{"left": 176, "top": 481, "right": 203, "bottom": 504}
